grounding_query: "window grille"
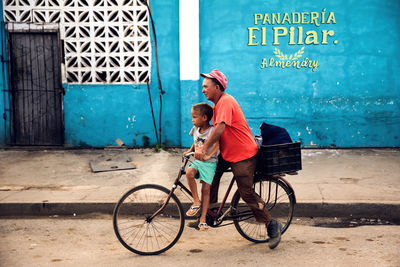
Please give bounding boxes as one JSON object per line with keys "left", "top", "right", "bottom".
{"left": 3, "top": 0, "right": 151, "bottom": 84}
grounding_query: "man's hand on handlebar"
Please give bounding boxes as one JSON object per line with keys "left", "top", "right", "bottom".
{"left": 183, "top": 151, "right": 194, "bottom": 158}
{"left": 183, "top": 150, "right": 192, "bottom": 156}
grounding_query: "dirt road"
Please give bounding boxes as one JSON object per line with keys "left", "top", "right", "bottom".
{"left": 0, "top": 216, "right": 399, "bottom": 267}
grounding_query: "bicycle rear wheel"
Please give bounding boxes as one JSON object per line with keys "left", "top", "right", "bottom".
{"left": 232, "top": 178, "right": 295, "bottom": 243}
{"left": 113, "top": 184, "right": 184, "bottom": 255}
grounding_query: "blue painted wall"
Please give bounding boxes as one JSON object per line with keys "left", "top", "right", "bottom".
{"left": 64, "top": 1, "right": 180, "bottom": 147}
{"left": 1, "top": 0, "right": 399, "bottom": 147}
{"left": 195, "top": 0, "right": 400, "bottom": 147}
{"left": 64, "top": 84, "right": 152, "bottom": 147}
{"left": 0, "top": 4, "right": 9, "bottom": 145}
{"left": 180, "top": 80, "right": 203, "bottom": 146}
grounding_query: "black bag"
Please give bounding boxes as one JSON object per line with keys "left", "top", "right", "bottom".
{"left": 260, "top": 122, "right": 292, "bottom": 145}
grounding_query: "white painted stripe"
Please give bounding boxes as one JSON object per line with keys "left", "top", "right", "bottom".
{"left": 179, "top": 0, "right": 199, "bottom": 80}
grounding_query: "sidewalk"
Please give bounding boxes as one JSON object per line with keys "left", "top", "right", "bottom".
{"left": 0, "top": 147, "right": 399, "bottom": 221}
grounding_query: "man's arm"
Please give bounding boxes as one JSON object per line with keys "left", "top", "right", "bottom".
{"left": 194, "top": 123, "right": 225, "bottom": 160}
{"left": 203, "top": 141, "right": 219, "bottom": 161}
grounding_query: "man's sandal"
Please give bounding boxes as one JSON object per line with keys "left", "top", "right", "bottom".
{"left": 198, "top": 222, "right": 209, "bottom": 231}
{"left": 186, "top": 205, "right": 201, "bottom": 216}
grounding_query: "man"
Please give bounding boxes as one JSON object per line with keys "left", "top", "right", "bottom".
{"left": 194, "top": 69, "right": 282, "bottom": 249}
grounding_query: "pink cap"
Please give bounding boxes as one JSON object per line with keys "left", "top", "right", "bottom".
{"left": 200, "top": 69, "right": 228, "bottom": 89}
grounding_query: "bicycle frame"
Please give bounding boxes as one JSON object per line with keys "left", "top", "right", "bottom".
{"left": 149, "top": 155, "right": 276, "bottom": 225}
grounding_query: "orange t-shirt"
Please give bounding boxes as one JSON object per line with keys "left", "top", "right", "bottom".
{"left": 212, "top": 93, "right": 258, "bottom": 163}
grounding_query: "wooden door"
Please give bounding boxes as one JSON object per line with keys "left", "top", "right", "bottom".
{"left": 9, "top": 32, "right": 63, "bottom": 145}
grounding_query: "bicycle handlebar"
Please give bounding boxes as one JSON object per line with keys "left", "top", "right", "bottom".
{"left": 182, "top": 152, "right": 195, "bottom": 164}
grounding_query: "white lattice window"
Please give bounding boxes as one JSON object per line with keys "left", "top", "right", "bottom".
{"left": 3, "top": 0, "right": 151, "bottom": 84}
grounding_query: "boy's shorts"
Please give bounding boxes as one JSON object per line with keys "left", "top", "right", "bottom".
{"left": 188, "top": 160, "right": 217, "bottom": 185}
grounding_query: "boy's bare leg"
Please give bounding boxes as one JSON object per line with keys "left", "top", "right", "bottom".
{"left": 199, "top": 181, "right": 211, "bottom": 223}
{"left": 186, "top": 168, "right": 201, "bottom": 206}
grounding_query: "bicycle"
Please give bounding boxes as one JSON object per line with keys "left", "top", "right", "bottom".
{"left": 113, "top": 142, "right": 301, "bottom": 255}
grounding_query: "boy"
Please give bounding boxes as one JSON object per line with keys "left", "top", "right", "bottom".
{"left": 184, "top": 103, "right": 219, "bottom": 230}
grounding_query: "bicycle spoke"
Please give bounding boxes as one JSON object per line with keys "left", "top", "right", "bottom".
{"left": 133, "top": 225, "right": 148, "bottom": 249}
{"left": 232, "top": 179, "right": 294, "bottom": 243}
{"left": 149, "top": 223, "right": 161, "bottom": 250}
{"left": 118, "top": 220, "right": 146, "bottom": 231}
{"left": 113, "top": 184, "right": 184, "bottom": 255}
{"left": 151, "top": 221, "right": 174, "bottom": 243}
{"left": 121, "top": 220, "right": 144, "bottom": 240}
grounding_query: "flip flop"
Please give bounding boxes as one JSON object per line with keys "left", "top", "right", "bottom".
{"left": 198, "top": 222, "right": 209, "bottom": 231}
{"left": 186, "top": 205, "right": 201, "bottom": 216}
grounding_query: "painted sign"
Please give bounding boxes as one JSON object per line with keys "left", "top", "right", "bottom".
{"left": 248, "top": 9, "right": 337, "bottom": 72}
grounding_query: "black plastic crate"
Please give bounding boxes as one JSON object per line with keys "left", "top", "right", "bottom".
{"left": 256, "top": 142, "right": 302, "bottom": 176}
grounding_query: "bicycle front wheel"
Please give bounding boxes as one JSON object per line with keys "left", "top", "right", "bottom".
{"left": 113, "top": 184, "right": 184, "bottom": 255}
{"left": 232, "top": 178, "right": 295, "bottom": 243}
